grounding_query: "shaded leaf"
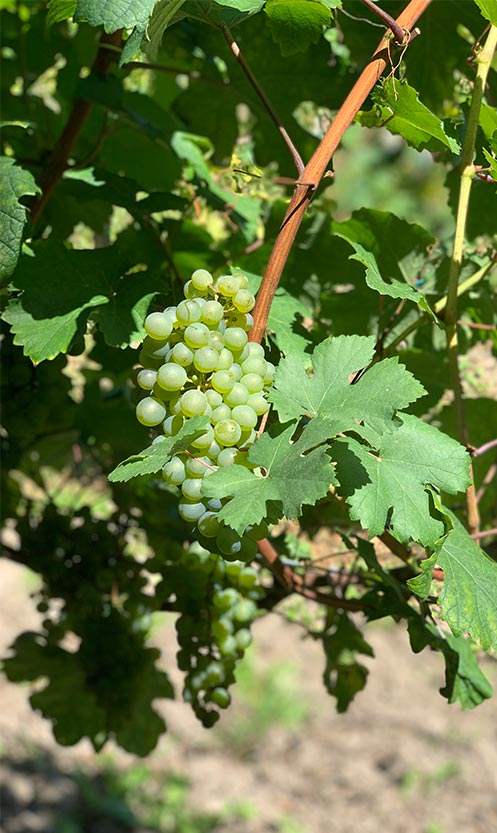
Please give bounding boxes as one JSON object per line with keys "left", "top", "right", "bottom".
{"left": 265, "top": 0, "right": 330, "bottom": 57}
{"left": 0, "top": 157, "right": 40, "bottom": 280}
{"left": 321, "top": 611, "right": 374, "bottom": 712}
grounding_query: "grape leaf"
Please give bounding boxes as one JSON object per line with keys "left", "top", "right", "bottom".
{"left": 0, "top": 157, "right": 40, "bottom": 280}
{"left": 108, "top": 416, "right": 210, "bottom": 482}
{"left": 265, "top": 0, "right": 331, "bottom": 57}
{"left": 363, "top": 79, "right": 461, "bottom": 154}
{"left": 409, "top": 526, "right": 497, "bottom": 651}
{"left": 47, "top": 0, "right": 77, "bottom": 24}
{"left": 332, "top": 415, "right": 471, "bottom": 546}
{"left": 74, "top": 0, "right": 158, "bottom": 31}
{"left": 483, "top": 148, "right": 497, "bottom": 181}
{"left": 473, "top": 0, "right": 497, "bottom": 25}
{"left": 201, "top": 422, "right": 334, "bottom": 534}
{"left": 268, "top": 335, "right": 426, "bottom": 435}
{"left": 479, "top": 103, "right": 497, "bottom": 141}
{"left": 177, "top": 0, "right": 265, "bottom": 27}
{"left": 321, "top": 611, "right": 374, "bottom": 713}
{"left": 241, "top": 269, "right": 312, "bottom": 357}
{"left": 145, "top": 0, "right": 188, "bottom": 60}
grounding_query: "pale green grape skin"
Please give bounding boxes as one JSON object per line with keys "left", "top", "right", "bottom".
{"left": 157, "top": 363, "right": 188, "bottom": 391}
{"left": 243, "top": 313, "right": 254, "bottom": 330}
{"left": 215, "top": 348, "right": 234, "bottom": 370}
{"left": 235, "top": 629, "right": 253, "bottom": 650}
{"left": 213, "top": 587, "right": 239, "bottom": 609}
{"left": 247, "top": 392, "right": 270, "bottom": 415}
{"left": 194, "top": 346, "right": 219, "bottom": 373}
{"left": 206, "top": 389, "right": 223, "bottom": 408}
{"left": 191, "top": 426, "right": 215, "bottom": 450}
{"left": 163, "top": 414, "right": 184, "bottom": 436}
{"left": 241, "top": 373, "right": 264, "bottom": 393}
{"left": 224, "top": 382, "right": 249, "bottom": 407}
{"left": 214, "top": 419, "right": 242, "bottom": 447}
{"left": 191, "top": 268, "right": 213, "bottom": 291}
{"left": 233, "top": 289, "right": 256, "bottom": 313}
{"left": 211, "top": 617, "right": 233, "bottom": 639}
{"left": 231, "top": 404, "right": 257, "bottom": 430}
{"left": 184, "top": 322, "right": 210, "bottom": 349}
{"left": 204, "top": 661, "right": 225, "bottom": 686}
{"left": 233, "top": 599, "right": 258, "bottom": 623}
{"left": 201, "top": 300, "right": 224, "bottom": 326}
{"left": 235, "top": 273, "right": 249, "bottom": 290}
{"left": 239, "top": 342, "right": 264, "bottom": 362}
{"left": 241, "top": 356, "right": 267, "bottom": 376}
{"left": 211, "top": 369, "right": 235, "bottom": 395}
{"left": 206, "top": 497, "right": 223, "bottom": 511}
{"left": 181, "top": 478, "right": 204, "bottom": 500}
{"left": 183, "top": 280, "right": 206, "bottom": 300}
{"left": 136, "top": 397, "right": 167, "bottom": 426}
{"left": 171, "top": 342, "right": 193, "bottom": 367}
{"left": 176, "top": 299, "right": 202, "bottom": 325}
{"left": 264, "top": 363, "right": 275, "bottom": 385}
{"left": 239, "top": 428, "right": 257, "bottom": 448}
{"left": 216, "top": 275, "right": 240, "bottom": 297}
{"left": 208, "top": 331, "right": 224, "bottom": 352}
{"left": 207, "top": 440, "right": 222, "bottom": 459}
{"left": 217, "top": 447, "right": 238, "bottom": 467}
{"left": 210, "top": 403, "right": 232, "bottom": 424}
{"left": 180, "top": 389, "right": 207, "bottom": 417}
{"left": 185, "top": 456, "right": 210, "bottom": 477}
{"left": 218, "top": 635, "right": 238, "bottom": 656}
{"left": 197, "top": 511, "right": 220, "bottom": 538}
{"left": 137, "top": 368, "right": 157, "bottom": 390}
{"left": 178, "top": 499, "right": 207, "bottom": 523}
{"left": 230, "top": 363, "right": 242, "bottom": 382}
{"left": 163, "top": 456, "right": 186, "bottom": 485}
{"left": 224, "top": 327, "right": 248, "bottom": 351}
{"left": 144, "top": 311, "right": 173, "bottom": 340}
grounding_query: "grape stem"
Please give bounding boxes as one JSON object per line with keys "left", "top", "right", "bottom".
{"left": 249, "top": 0, "right": 432, "bottom": 344}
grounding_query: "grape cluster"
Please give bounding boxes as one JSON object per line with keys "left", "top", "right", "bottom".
{"left": 135, "top": 269, "right": 274, "bottom": 560}
{"left": 160, "top": 544, "right": 262, "bottom": 726}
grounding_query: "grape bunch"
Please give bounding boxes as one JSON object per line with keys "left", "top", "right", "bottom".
{"left": 134, "top": 269, "right": 274, "bottom": 561}
{"left": 159, "top": 543, "right": 262, "bottom": 726}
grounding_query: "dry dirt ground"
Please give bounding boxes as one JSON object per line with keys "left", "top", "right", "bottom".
{"left": 1, "top": 558, "right": 497, "bottom": 833}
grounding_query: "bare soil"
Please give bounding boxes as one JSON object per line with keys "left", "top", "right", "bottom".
{"left": 1, "top": 558, "right": 496, "bottom": 833}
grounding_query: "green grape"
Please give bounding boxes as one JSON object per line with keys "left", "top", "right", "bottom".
{"left": 180, "top": 389, "right": 207, "bottom": 417}
{"left": 216, "top": 275, "right": 240, "bottom": 297}
{"left": 211, "top": 369, "right": 235, "bottom": 394}
{"left": 182, "top": 478, "right": 204, "bottom": 500}
{"left": 216, "top": 526, "right": 244, "bottom": 557}
{"left": 214, "top": 419, "right": 242, "bottom": 447}
{"left": 144, "top": 311, "right": 173, "bottom": 340}
{"left": 162, "top": 456, "right": 186, "bottom": 485}
{"left": 233, "top": 599, "right": 258, "bottom": 623}
{"left": 163, "top": 414, "right": 184, "bottom": 436}
{"left": 230, "top": 363, "right": 242, "bottom": 382}
{"left": 206, "top": 497, "right": 223, "bottom": 511}
{"left": 245, "top": 520, "right": 269, "bottom": 540}
{"left": 224, "top": 383, "right": 249, "bottom": 407}
{"left": 241, "top": 373, "right": 264, "bottom": 393}
{"left": 136, "top": 397, "right": 167, "bottom": 426}
{"left": 184, "top": 322, "right": 210, "bottom": 349}
{"left": 142, "top": 336, "right": 170, "bottom": 358}
{"left": 211, "top": 618, "right": 234, "bottom": 640}
{"left": 176, "top": 299, "right": 202, "bottom": 325}
{"left": 235, "top": 629, "right": 253, "bottom": 650}
{"left": 178, "top": 499, "right": 207, "bottom": 522}
{"left": 238, "top": 567, "right": 258, "bottom": 588}
{"left": 217, "top": 447, "right": 238, "bottom": 467}
{"left": 157, "top": 363, "right": 188, "bottom": 391}
{"left": 201, "top": 300, "right": 224, "bottom": 326}
{"left": 218, "top": 634, "right": 238, "bottom": 656}
{"left": 208, "top": 687, "right": 231, "bottom": 708}
{"left": 206, "top": 389, "right": 222, "bottom": 408}
{"left": 231, "top": 404, "right": 257, "bottom": 430}
{"left": 194, "top": 346, "right": 219, "bottom": 373}
{"left": 234, "top": 273, "right": 249, "bottom": 290}
{"left": 224, "top": 327, "right": 248, "bottom": 351}
{"left": 210, "top": 403, "right": 232, "bottom": 424}
{"left": 185, "top": 455, "right": 210, "bottom": 477}
{"left": 191, "top": 268, "right": 214, "bottom": 291}
{"left": 243, "top": 313, "right": 254, "bottom": 330}
{"left": 215, "top": 348, "right": 234, "bottom": 370}
{"left": 208, "top": 331, "right": 224, "bottom": 352}
{"left": 136, "top": 368, "right": 157, "bottom": 390}
{"left": 233, "top": 289, "right": 256, "bottom": 313}
{"left": 241, "top": 356, "right": 267, "bottom": 376}
{"left": 239, "top": 428, "right": 257, "bottom": 448}
{"left": 246, "top": 392, "right": 270, "bottom": 415}
{"left": 171, "top": 342, "right": 194, "bottom": 367}
{"left": 138, "top": 349, "right": 162, "bottom": 369}
{"left": 239, "top": 342, "right": 264, "bottom": 362}
{"left": 206, "top": 440, "right": 222, "bottom": 459}
{"left": 213, "top": 587, "right": 239, "bottom": 609}
{"left": 204, "top": 661, "right": 225, "bottom": 686}
{"left": 264, "top": 363, "right": 275, "bottom": 385}
{"left": 197, "top": 511, "right": 220, "bottom": 538}
{"left": 183, "top": 280, "right": 206, "bottom": 300}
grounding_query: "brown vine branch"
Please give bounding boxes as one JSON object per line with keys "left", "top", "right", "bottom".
{"left": 474, "top": 438, "right": 497, "bottom": 458}
{"left": 29, "top": 30, "right": 123, "bottom": 226}
{"left": 358, "top": 0, "right": 407, "bottom": 45}
{"left": 249, "top": 0, "right": 432, "bottom": 344}
{"left": 221, "top": 26, "right": 305, "bottom": 176}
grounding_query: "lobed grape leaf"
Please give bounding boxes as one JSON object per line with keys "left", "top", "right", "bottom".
{"left": 268, "top": 335, "right": 425, "bottom": 434}
{"left": 332, "top": 415, "right": 471, "bottom": 546}
{"left": 264, "top": 0, "right": 331, "bottom": 57}
{"left": 201, "top": 421, "right": 334, "bottom": 534}
{"left": 409, "top": 525, "right": 497, "bottom": 652}
{"left": 74, "top": 0, "right": 158, "bottom": 31}
{"left": 362, "top": 79, "right": 461, "bottom": 154}
{"left": 145, "top": 0, "right": 188, "bottom": 60}
{"left": 108, "top": 416, "right": 210, "bottom": 482}
{"left": 0, "top": 157, "right": 40, "bottom": 280}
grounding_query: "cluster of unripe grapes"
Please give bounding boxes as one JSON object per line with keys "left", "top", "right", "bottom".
{"left": 134, "top": 269, "right": 274, "bottom": 560}
{"left": 173, "top": 546, "right": 261, "bottom": 725}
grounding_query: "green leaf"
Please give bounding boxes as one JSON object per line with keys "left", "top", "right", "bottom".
{"left": 269, "top": 335, "right": 426, "bottom": 434}
{"left": 410, "top": 526, "right": 497, "bottom": 651}
{"left": 363, "top": 79, "right": 461, "bottom": 154}
{"left": 479, "top": 103, "right": 497, "bottom": 141}
{"left": 0, "top": 157, "right": 40, "bottom": 280}
{"left": 2, "top": 239, "right": 153, "bottom": 362}
{"left": 241, "top": 269, "right": 312, "bottom": 357}
{"left": 473, "top": 0, "right": 497, "bottom": 25}
{"left": 321, "top": 611, "right": 374, "bottom": 712}
{"left": 178, "top": 0, "right": 265, "bottom": 27}
{"left": 332, "top": 415, "right": 471, "bottom": 546}
{"left": 74, "top": 0, "right": 158, "bottom": 31}
{"left": 47, "top": 0, "right": 77, "bottom": 24}
{"left": 265, "top": 0, "right": 330, "bottom": 57}
{"left": 482, "top": 148, "right": 497, "bottom": 181}
{"left": 108, "top": 416, "right": 210, "bottom": 482}
{"left": 202, "top": 422, "right": 334, "bottom": 534}
{"left": 145, "top": 0, "right": 188, "bottom": 60}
